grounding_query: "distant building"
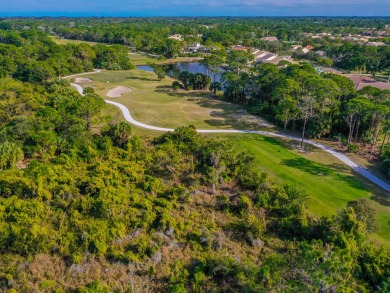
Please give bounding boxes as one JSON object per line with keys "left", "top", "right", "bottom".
{"left": 378, "top": 31, "right": 389, "bottom": 37}
{"left": 291, "top": 45, "right": 302, "bottom": 51}
{"left": 363, "top": 31, "right": 375, "bottom": 36}
{"left": 253, "top": 49, "right": 295, "bottom": 65}
{"left": 168, "top": 34, "right": 183, "bottom": 41}
{"left": 261, "top": 36, "right": 278, "bottom": 42}
{"left": 200, "top": 25, "right": 215, "bottom": 29}
{"left": 365, "top": 42, "right": 386, "bottom": 47}
{"left": 37, "top": 26, "right": 45, "bottom": 32}
{"left": 319, "top": 67, "right": 342, "bottom": 74}
{"left": 302, "top": 46, "right": 314, "bottom": 54}
{"left": 187, "top": 34, "right": 203, "bottom": 38}
{"left": 344, "top": 74, "right": 390, "bottom": 91}
{"left": 185, "top": 43, "right": 202, "bottom": 53}
{"left": 254, "top": 51, "right": 278, "bottom": 62}
{"left": 316, "top": 50, "right": 327, "bottom": 57}
{"left": 231, "top": 45, "right": 250, "bottom": 52}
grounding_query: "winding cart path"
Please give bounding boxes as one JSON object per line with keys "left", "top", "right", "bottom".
{"left": 70, "top": 82, "right": 390, "bottom": 193}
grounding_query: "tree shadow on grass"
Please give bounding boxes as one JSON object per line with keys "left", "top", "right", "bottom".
{"left": 255, "top": 136, "right": 286, "bottom": 147}
{"left": 154, "top": 85, "right": 172, "bottom": 90}
{"left": 369, "top": 193, "right": 390, "bottom": 207}
{"left": 125, "top": 76, "right": 156, "bottom": 81}
{"left": 281, "top": 157, "right": 368, "bottom": 191}
{"left": 282, "top": 157, "right": 332, "bottom": 176}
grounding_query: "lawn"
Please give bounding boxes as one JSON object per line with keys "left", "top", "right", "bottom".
{"left": 128, "top": 53, "right": 159, "bottom": 65}
{"left": 70, "top": 69, "right": 273, "bottom": 131}
{"left": 50, "top": 36, "right": 99, "bottom": 46}
{"left": 228, "top": 134, "right": 390, "bottom": 246}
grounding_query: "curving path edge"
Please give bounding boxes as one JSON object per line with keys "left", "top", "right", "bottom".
{"left": 70, "top": 82, "right": 390, "bottom": 193}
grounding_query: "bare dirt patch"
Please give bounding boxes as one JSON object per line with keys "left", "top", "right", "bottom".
{"left": 74, "top": 77, "right": 93, "bottom": 83}
{"left": 106, "top": 86, "right": 133, "bottom": 98}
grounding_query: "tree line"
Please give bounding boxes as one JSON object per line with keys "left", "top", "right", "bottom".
{"left": 2, "top": 17, "right": 390, "bottom": 59}
{"left": 208, "top": 52, "right": 390, "bottom": 176}
{"left": 0, "top": 28, "right": 133, "bottom": 83}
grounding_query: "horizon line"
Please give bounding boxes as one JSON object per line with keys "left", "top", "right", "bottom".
{"left": 1, "top": 15, "right": 390, "bottom": 18}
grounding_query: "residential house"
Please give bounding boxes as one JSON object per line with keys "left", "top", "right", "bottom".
{"left": 316, "top": 50, "right": 326, "bottom": 57}
{"left": 344, "top": 74, "right": 390, "bottom": 91}
{"left": 302, "top": 45, "right": 314, "bottom": 54}
{"left": 261, "top": 36, "right": 278, "bottom": 42}
{"left": 185, "top": 43, "right": 202, "bottom": 53}
{"left": 253, "top": 49, "right": 295, "bottom": 65}
{"left": 168, "top": 34, "right": 184, "bottom": 41}
{"left": 291, "top": 45, "right": 302, "bottom": 51}
{"left": 365, "top": 42, "right": 386, "bottom": 47}
{"left": 231, "top": 45, "right": 250, "bottom": 52}
{"left": 253, "top": 50, "right": 277, "bottom": 62}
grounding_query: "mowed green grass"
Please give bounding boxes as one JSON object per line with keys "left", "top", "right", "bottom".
{"left": 229, "top": 134, "right": 390, "bottom": 246}
{"left": 128, "top": 53, "right": 159, "bottom": 65}
{"left": 50, "top": 36, "right": 99, "bottom": 46}
{"left": 72, "top": 69, "right": 273, "bottom": 131}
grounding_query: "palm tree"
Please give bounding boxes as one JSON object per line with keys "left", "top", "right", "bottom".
{"left": 178, "top": 71, "right": 192, "bottom": 90}
{"left": 210, "top": 82, "right": 222, "bottom": 95}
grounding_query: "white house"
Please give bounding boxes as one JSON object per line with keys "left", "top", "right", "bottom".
{"left": 168, "top": 34, "right": 184, "bottom": 41}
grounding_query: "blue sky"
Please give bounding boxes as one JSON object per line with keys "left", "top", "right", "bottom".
{"left": 1, "top": 0, "right": 389, "bottom": 16}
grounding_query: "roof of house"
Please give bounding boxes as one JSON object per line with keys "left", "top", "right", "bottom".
{"left": 316, "top": 50, "right": 327, "bottom": 57}
{"left": 343, "top": 74, "right": 390, "bottom": 91}
{"left": 253, "top": 51, "right": 268, "bottom": 59}
{"left": 321, "top": 67, "right": 342, "bottom": 74}
{"left": 188, "top": 43, "right": 201, "bottom": 48}
{"left": 262, "top": 53, "right": 277, "bottom": 60}
{"left": 365, "top": 42, "right": 386, "bottom": 47}
{"left": 231, "top": 45, "right": 250, "bottom": 51}
{"left": 261, "top": 36, "right": 278, "bottom": 42}
{"left": 168, "top": 34, "right": 183, "bottom": 41}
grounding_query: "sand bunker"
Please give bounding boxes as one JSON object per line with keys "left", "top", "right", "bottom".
{"left": 106, "top": 86, "right": 133, "bottom": 98}
{"left": 74, "top": 77, "right": 93, "bottom": 83}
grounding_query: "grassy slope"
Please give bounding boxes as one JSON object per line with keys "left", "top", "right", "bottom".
{"left": 50, "top": 36, "right": 98, "bottom": 46}
{"left": 75, "top": 70, "right": 389, "bottom": 245}
{"left": 128, "top": 53, "right": 159, "bottom": 65}
{"left": 228, "top": 135, "right": 390, "bottom": 246}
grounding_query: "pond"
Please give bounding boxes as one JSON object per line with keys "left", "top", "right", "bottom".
{"left": 137, "top": 62, "right": 224, "bottom": 83}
